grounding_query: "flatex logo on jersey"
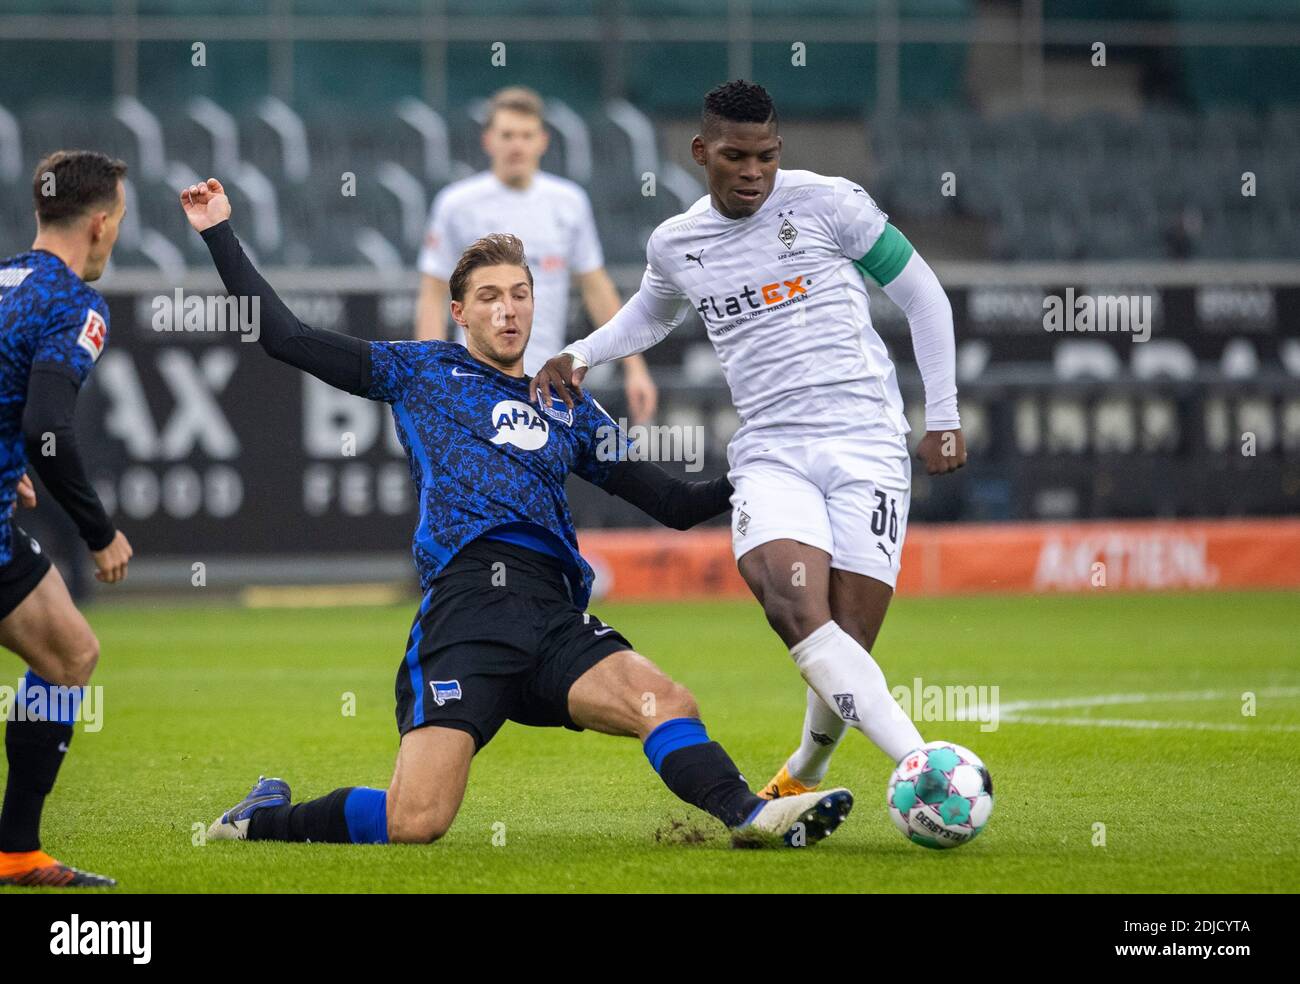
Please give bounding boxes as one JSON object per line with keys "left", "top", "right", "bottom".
{"left": 490, "top": 400, "right": 550, "bottom": 450}
{"left": 695, "top": 273, "right": 814, "bottom": 334}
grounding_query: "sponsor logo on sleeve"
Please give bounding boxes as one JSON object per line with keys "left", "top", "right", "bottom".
{"left": 76, "top": 308, "right": 107, "bottom": 361}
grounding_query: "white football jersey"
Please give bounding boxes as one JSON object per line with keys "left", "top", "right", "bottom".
{"left": 643, "top": 168, "right": 906, "bottom": 462}
{"left": 418, "top": 171, "right": 605, "bottom": 375}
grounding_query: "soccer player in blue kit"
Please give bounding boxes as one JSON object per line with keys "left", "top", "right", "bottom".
{"left": 0, "top": 151, "right": 134, "bottom": 888}
{"left": 181, "top": 178, "right": 854, "bottom": 848}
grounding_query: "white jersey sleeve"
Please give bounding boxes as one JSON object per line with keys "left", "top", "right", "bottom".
{"left": 563, "top": 231, "right": 688, "bottom": 368}
{"left": 416, "top": 189, "right": 460, "bottom": 279}
{"left": 568, "top": 188, "right": 605, "bottom": 276}
{"left": 828, "top": 176, "right": 891, "bottom": 262}
{"left": 882, "top": 249, "right": 960, "bottom": 431}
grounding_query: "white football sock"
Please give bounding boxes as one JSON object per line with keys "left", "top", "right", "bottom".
{"left": 785, "top": 687, "right": 847, "bottom": 786}
{"left": 789, "top": 620, "right": 923, "bottom": 765}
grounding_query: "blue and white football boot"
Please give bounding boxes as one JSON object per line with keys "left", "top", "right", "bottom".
{"left": 207, "top": 776, "right": 291, "bottom": 841}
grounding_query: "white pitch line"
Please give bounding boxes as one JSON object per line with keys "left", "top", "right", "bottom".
{"left": 998, "top": 687, "right": 1300, "bottom": 714}
{"left": 999, "top": 715, "right": 1300, "bottom": 733}
{"left": 952, "top": 687, "right": 1300, "bottom": 733}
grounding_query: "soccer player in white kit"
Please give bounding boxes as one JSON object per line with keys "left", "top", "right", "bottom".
{"left": 415, "top": 86, "right": 658, "bottom": 423}
{"left": 531, "top": 80, "right": 967, "bottom": 799}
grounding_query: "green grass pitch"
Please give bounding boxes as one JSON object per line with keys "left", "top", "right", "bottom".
{"left": 4, "top": 590, "right": 1297, "bottom": 893}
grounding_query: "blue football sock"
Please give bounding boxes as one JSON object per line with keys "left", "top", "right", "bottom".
{"left": 248, "top": 786, "right": 388, "bottom": 844}
{"left": 644, "top": 718, "right": 763, "bottom": 828}
{"left": 1, "top": 671, "right": 78, "bottom": 852}
{"left": 343, "top": 787, "right": 389, "bottom": 845}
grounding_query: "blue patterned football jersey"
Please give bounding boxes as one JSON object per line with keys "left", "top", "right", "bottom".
{"left": 366, "top": 339, "right": 625, "bottom": 608}
{"left": 0, "top": 250, "right": 110, "bottom": 563}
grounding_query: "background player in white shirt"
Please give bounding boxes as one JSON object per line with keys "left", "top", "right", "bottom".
{"left": 415, "top": 86, "right": 657, "bottom": 423}
{"left": 531, "top": 80, "right": 967, "bottom": 799}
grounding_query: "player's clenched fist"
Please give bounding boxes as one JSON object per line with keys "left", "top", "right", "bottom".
{"left": 92, "top": 529, "right": 133, "bottom": 585}
{"left": 179, "top": 178, "right": 232, "bottom": 233}
{"left": 529, "top": 352, "right": 587, "bottom": 411}
{"left": 916, "top": 428, "right": 967, "bottom": 476}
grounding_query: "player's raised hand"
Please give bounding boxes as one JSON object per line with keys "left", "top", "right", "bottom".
{"left": 529, "top": 352, "right": 587, "bottom": 411}
{"left": 92, "top": 529, "right": 133, "bottom": 585}
{"left": 916, "top": 428, "right": 967, "bottom": 476}
{"left": 179, "top": 178, "right": 232, "bottom": 233}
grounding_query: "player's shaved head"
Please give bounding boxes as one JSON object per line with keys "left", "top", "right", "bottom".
{"left": 693, "top": 80, "right": 782, "bottom": 219}
{"left": 33, "top": 150, "right": 127, "bottom": 228}
{"left": 701, "top": 79, "right": 778, "bottom": 140}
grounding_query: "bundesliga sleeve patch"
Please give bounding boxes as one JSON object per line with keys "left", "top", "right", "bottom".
{"left": 76, "top": 308, "right": 107, "bottom": 361}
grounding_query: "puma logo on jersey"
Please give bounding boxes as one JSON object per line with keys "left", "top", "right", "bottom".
{"left": 76, "top": 309, "right": 107, "bottom": 361}
{"left": 876, "top": 542, "right": 895, "bottom": 563}
{"left": 685, "top": 250, "right": 704, "bottom": 268}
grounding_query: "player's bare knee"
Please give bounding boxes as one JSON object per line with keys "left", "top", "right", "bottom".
{"left": 762, "top": 594, "right": 828, "bottom": 648}
{"left": 45, "top": 634, "right": 100, "bottom": 688}
{"left": 75, "top": 635, "right": 101, "bottom": 685}
{"left": 389, "top": 806, "right": 452, "bottom": 845}
{"left": 658, "top": 679, "right": 699, "bottom": 721}
{"left": 68, "top": 634, "right": 100, "bottom": 687}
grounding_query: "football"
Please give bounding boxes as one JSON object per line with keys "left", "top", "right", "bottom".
{"left": 887, "top": 741, "right": 994, "bottom": 849}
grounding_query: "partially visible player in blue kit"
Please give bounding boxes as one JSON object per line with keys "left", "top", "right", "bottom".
{"left": 0, "top": 151, "right": 134, "bottom": 888}
{"left": 181, "top": 178, "right": 854, "bottom": 848}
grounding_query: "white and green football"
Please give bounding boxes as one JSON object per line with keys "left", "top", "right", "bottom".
{"left": 887, "top": 741, "right": 993, "bottom": 849}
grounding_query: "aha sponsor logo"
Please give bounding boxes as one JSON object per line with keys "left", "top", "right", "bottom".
{"left": 76, "top": 308, "right": 107, "bottom": 361}
{"left": 694, "top": 274, "right": 812, "bottom": 323}
{"left": 489, "top": 400, "right": 549, "bottom": 450}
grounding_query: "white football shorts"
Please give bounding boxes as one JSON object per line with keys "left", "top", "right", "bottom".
{"left": 727, "top": 424, "right": 912, "bottom": 587}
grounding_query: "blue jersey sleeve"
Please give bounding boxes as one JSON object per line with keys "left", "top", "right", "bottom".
{"left": 32, "top": 295, "right": 109, "bottom": 385}
{"left": 571, "top": 393, "right": 631, "bottom": 487}
{"left": 366, "top": 340, "right": 431, "bottom": 403}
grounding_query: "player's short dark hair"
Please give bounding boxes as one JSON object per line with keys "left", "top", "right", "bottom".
{"left": 701, "top": 79, "right": 778, "bottom": 139}
{"left": 449, "top": 233, "right": 534, "bottom": 302}
{"left": 485, "top": 86, "right": 545, "bottom": 129}
{"left": 32, "top": 150, "right": 127, "bottom": 227}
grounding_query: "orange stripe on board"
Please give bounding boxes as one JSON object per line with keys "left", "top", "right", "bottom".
{"left": 577, "top": 518, "right": 1300, "bottom": 601}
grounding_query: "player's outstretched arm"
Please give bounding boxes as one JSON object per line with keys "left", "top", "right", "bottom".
{"left": 596, "top": 460, "right": 732, "bottom": 531}
{"left": 179, "top": 179, "right": 372, "bottom": 397}
{"left": 531, "top": 283, "right": 686, "bottom": 411}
